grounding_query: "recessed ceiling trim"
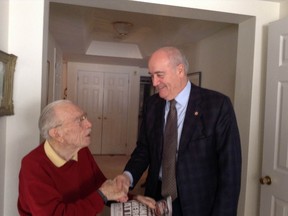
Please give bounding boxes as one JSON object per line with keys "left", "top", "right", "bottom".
{"left": 86, "top": 40, "right": 143, "bottom": 59}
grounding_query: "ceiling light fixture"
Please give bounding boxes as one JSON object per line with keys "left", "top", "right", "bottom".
{"left": 112, "top": 21, "right": 133, "bottom": 37}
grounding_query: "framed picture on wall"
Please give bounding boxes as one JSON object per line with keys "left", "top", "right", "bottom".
{"left": 0, "top": 50, "right": 17, "bottom": 116}
{"left": 188, "top": 71, "right": 202, "bottom": 87}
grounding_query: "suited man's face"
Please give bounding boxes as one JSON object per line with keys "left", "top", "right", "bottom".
{"left": 148, "top": 50, "right": 186, "bottom": 100}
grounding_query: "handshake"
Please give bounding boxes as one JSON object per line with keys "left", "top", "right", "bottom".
{"left": 98, "top": 173, "right": 156, "bottom": 209}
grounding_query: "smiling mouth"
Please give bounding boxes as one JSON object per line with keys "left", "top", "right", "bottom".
{"left": 156, "top": 86, "right": 163, "bottom": 91}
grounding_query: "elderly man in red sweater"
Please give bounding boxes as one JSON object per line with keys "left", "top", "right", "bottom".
{"left": 18, "top": 100, "right": 153, "bottom": 215}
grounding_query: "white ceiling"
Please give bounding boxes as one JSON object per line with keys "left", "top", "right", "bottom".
{"left": 48, "top": 2, "right": 237, "bottom": 66}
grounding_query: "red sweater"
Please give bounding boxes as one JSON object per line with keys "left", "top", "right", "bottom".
{"left": 18, "top": 143, "right": 106, "bottom": 215}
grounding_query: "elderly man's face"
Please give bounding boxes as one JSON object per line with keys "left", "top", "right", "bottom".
{"left": 56, "top": 104, "right": 92, "bottom": 149}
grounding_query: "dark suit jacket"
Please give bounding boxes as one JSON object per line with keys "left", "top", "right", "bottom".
{"left": 125, "top": 83, "right": 241, "bottom": 216}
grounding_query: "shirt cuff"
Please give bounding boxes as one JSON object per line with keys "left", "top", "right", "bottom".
{"left": 123, "top": 171, "right": 134, "bottom": 187}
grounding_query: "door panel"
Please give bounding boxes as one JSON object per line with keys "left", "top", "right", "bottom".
{"left": 260, "top": 17, "right": 288, "bottom": 216}
{"left": 102, "top": 73, "right": 129, "bottom": 154}
{"left": 77, "top": 71, "right": 103, "bottom": 154}
{"left": 77, "top": 70, "right": 129, "bottom": 155}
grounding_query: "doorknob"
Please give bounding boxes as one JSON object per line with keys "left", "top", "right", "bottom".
{"left": 259, "top": 176, "right": 272, "bottom": 185}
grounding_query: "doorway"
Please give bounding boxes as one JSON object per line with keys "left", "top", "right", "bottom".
{"left": 48, "top": 1, "right": 256, "bottom": 215}
{"left": 138, "top": 76, "right": 154, "bottom": 135}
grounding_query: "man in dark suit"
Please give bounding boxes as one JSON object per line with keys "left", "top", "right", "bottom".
{"left": 118, "top": 46, "right": 241, "bottom": 215}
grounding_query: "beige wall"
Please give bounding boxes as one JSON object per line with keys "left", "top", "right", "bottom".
{"left": 192, "top": 25, "right": 238, "bottom": 102}
{"left": 1, "top": 0, "right": 46, "bottom": 215}
{"left": 0, "top": 0, "right": 9, "bottom": 215}
{"left": 281, "top": 1, "right": 288, "bottom": 18}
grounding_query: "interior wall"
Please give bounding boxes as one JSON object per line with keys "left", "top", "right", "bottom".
{"left": 183, "top": 43, "right": 197, "bottom": 72}
{"left": 192, "top": 25, "right": 238, "bottom": 102}
{"left": 0, "top": 0, "right": 9, "bottom": 215}
{"left": 234, "top": 18, "right": 257, "bottom": 216}
{"left": 3, "top": 1, "right": 45, "bottom": 215}
{"left": 62, "top": 62, "right": 68, "bottom": 99}
{"left": 47, "top": 33, "right": 65, "bottom": 103}
{"left": 47, "top": 33, "right": 55, "bottom": 104}
{"left": 280, "top": 1, "right": 288, "bottom": 18}
{"left": 0, "top": 119, "right": 5, "bottom": 216}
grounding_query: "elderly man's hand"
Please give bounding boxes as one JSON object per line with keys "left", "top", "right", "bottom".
{"left": 99, "top": 179, "right": 128, "bottom": 202}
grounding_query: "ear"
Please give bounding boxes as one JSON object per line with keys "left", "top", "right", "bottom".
{"left": 48, "top": 128, "right": 63, "bottom": 142}
{"left": 177, "top": 64, "right": 185, "bottom": 76}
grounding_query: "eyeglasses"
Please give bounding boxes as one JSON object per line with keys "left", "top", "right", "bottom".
{"left": 55, "top": 113, "right": 88, "bottom": 128}
{"left": 76, "top": 113, "right": 88, "bottom": 125}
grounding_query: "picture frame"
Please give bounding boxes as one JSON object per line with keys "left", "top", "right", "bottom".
{"left": 0, "top": 50, "right": 17, "bottom": 116}
{"left": 188, "top": 71, "right": 202, "bottom": 87}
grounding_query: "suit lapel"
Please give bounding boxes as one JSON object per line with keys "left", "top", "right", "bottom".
{"left": 148, "top": 96, "right": 165, "bottom": 163}
{"left": 155, "top": 99, "right": 165, "bottom": 161}
{"left": 178, "top": 84, "right": 205, "bottom": 154}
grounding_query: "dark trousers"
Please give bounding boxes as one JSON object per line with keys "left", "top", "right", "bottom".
{"left": 156, "top": 181, "right": 183, "bottom": 216}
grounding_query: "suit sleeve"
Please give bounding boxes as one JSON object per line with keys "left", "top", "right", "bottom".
{"left": 212, "top": 96, "right": 242, "bottom": 216}
{"left": 125, "top": 94, "right": 165, "bottom": 186}
{"left": 124, "top": 113, "right": 151, "bottom": 186}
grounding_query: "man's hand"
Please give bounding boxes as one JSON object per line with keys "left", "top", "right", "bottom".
{"left": 99, "top": 179, "right": 128, "bottom": 202}
{"left": 133, "top": 195, "right": 156, "bottom": 209}
{"left": 114, "top": 173, "right": 131, "bottom": 200}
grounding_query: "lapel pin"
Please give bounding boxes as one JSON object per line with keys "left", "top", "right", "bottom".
{"left": 194, "top": 111, "right": 199, "bottom": 116}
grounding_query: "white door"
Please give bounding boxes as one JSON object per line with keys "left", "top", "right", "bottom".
{"left": 77, "top": 70, "right": 129, "bottom": 155}
{"left": 77, "top": 71, "right": 104, "bottom": 154}
{"left": 101, "top": 72, "right": 129, "bottom": 154}
{"left": 260, "top": 17, "right": 288, "bottom": 215}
